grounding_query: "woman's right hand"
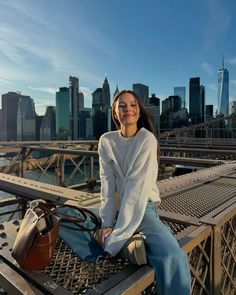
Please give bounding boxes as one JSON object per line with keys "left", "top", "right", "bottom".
{"left": 93, "top": 227, "right": 113, "bottom": 248}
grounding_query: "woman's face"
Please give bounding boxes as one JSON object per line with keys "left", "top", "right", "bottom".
{"left": 114, "top": 92, "right": 140, "bottom": 128}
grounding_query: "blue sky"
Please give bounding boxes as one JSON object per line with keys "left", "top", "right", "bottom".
{"left": 0, "top": 0, "right": 236, "bottom": 115}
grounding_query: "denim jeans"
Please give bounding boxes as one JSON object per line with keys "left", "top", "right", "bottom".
{"left": 137, "top": 202, "right": 191, "bottom": 295}
{"left": 59, "top": 203, "right": 191, "bottom": 295}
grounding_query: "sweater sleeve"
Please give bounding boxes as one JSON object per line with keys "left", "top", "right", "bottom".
{"left": 98, "top": 136, "right": 117, "bottom": 228}
{"left": 104, "top": 134, "right": 158, "bottom": 256}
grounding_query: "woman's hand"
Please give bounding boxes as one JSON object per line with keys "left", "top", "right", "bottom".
{"left": 93, "top": 227, "right": 113, "bottom": 248}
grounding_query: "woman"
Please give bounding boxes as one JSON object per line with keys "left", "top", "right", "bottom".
{"left": 94, "top": 90, "right": 191, "bottom": 295}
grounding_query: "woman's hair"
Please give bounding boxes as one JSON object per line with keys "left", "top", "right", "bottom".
{"left": 112, "top": 90, "right": 160, "bottom": 162}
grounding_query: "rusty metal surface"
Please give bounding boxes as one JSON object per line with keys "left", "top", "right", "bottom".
{"left": 42, "top": 238, "right": 129, "bottom": 294}
{"left": 221, "top": 214, "right": 236, "bottom": 294}
{"left": 0, "top": 163, "right": 236, "bottom": 294}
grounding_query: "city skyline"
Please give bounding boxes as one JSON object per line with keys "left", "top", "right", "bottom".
{"left": 0, "top": 0, "right": 236, "bottom": 115}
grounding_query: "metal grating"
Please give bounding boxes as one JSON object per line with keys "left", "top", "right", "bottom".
{"left": 159, "top": 177, "right": 236, "bottom": 218}
{"left": 221, "top": 215, "right": 236, "bottom": 295}
{"left": 40, "top": 219, "right": 189, "bottom": 294}
{"left": 41, "top": 238, "right": 130, "bottom": 294}
{"left": 161, "top": 219, "right": 189, "bottom": 235}
{"left": 188, "top": 234, "right": 212, "bottom": 295}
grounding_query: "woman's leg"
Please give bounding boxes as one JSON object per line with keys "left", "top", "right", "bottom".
{"left": 137, "top": 202, "right": 191, "bottom": 295}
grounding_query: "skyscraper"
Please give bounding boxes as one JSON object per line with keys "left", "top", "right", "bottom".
{"left": 174, "top": 87, "right": 186, "bottom": 108}
{"left": 17, "top": 96, "right": 36, "bottom": 141}
{"left": 146, "top": 94, "right": 160, "bottom": 134}
{"left": 229, "top": 101, "right": 236, "bottom": 115}
{"left": 79, "top": 108, "right": 93, "bottom": 139}
{"left": 200, "top": 85, "right": 205, "bottom": 123}
{"left": 69, "top": 76, "right": 79, "bottom": 140}
{"left": 102, "top": 77, "right": 110, "bottom": 107}
{"left": 217, "top": 57, "right": 229, "bottom": 116}
{"left": 0, "top": 109, "right": 2, "bottom": 140}
{"left": 189, "top": 77, "right": 204, "bottom": 124}
{"left": 40, "top": 106, "right": 56, "bottom": 140}
{"left": 1, "top": 92, "right": 31, "bottom": 141}
{"left": 78, "top": 92, "right": 84, "bottom": 110}
{"left": 132, "top": 83, "right": 149, "bottom": 104}
{"left": 56, "top": 87, "right": 70, "bottom": 140}
{"left": 113, "top": 85, "right": 119, "bottom": 98}
{"left": 206, "top": 105, "right": 213, "bottom": 121}
{"left": 102, "top": 77, "right": 111, "bottom": 131}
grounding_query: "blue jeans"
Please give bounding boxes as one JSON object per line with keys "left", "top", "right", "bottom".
{"left": 59, "top": 203, "right": 191, "bottom": 295}
{"left": 137, "top": 202, "right": 191, "bottom": 295}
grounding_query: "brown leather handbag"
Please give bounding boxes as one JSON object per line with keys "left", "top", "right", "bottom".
{"left": 12, "top": 199, "right": 101, "bottom": 270}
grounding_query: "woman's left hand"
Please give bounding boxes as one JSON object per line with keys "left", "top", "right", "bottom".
{"left": 93, "top": 227, "right": 113, "bottom": 248}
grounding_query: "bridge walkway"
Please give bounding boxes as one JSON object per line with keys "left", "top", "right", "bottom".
{"left": 0, "top": 163, "right": 236, "bottom": 294}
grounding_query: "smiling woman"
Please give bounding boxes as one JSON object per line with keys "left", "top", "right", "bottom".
{"left": 113, "top": 92, "right": 140, "bottom": 137}
{"left": 91, "top": 90, "right": 192, "bottom": 295}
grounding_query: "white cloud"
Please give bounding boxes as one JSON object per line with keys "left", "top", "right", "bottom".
{"left": 201, "top": 62, "right": 214, "bottom": 76}
{"left": 0, "top": 78, "right": 15, "bottom": 86}
{"left": 28, "top": 86, "right": 58, "bottom": 95}
{"left": 35, "top": 101, "right": 55, "bottom": 116}
{"left": 230, "top": 80, "right": 236, "bottom": 87}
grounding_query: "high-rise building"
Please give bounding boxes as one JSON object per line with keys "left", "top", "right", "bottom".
{"left": 0, "top": 109, "right": 2, "bottom": 140}
{"left": 17, "top": 96, "right": 36, "bottom": 141}
{"left": 1, "top": 92, "right": 30, "bottom": 141}
{"left": 160, "top": 95, "right": 185, "bottom": 130}
{"left": 229, "top": 101, "right": 236, "bottom": 114}
{"left": 162, "top": 95, "right": 181, "bottom": 113}
{"left": 200, "top": 85, "right": 205, "bottom": 123}
{"left": 189, "top": 77, "right": 204, "bottom": 124}
{"left": 102, "top": 77, "right": 110, "bottom": 107}
{"left": 113, "top": 85, "right": 119, "bottom": 98}
{"left": 217, "top": 57, "right": 229, "bottom": 116}
{"left": 146, "top": 94, "right": 160, "bottom": 134}
{"left": 79, "top": 108, "right": 93, "bottom": 139}
{"left": 206, "top": 105, "right": 213, "bottom": 121}
{"left": 56, "top": 87, "right": 70, "bottom": 140}
{"left": 92, "top": 88, "right": 102, "bottom": 108}
{"left": 174, "top": 87, "right": 186, "bottom": 108}
{"left": 92, "top": 88, "right": 106, "bottom": 139}
{"left": 102, "top": 77, "right": 111, "bottom": 131}
{"left": 36, "top": 115, "right": 43, "bottom": 141}
{"left": 40, "top": 106, "right": 56, "bottom": 140}
{"left": 78, "top": 92, "right": 84, "bottom": 110}
{"left": 133, "top": 83, "right": 149, "bottom": 104}
{"left": 69, "top": 76, "right": 79, "bottom": 140}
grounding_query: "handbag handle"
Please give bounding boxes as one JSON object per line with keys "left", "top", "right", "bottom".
{"left": 34, "top": 201, "right": 101, "bottom": 232}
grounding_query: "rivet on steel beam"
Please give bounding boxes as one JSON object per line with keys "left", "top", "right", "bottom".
{"left": 13, "top": 220, "right": 20, "bottom": 225}
{"left": 0, "top": 232, "right": 7, "bottom": 238}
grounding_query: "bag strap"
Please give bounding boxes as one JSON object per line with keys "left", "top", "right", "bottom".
{"left": 57, "top": 204, "right": 101, "bottom": 231}
{"left": 32, "top": 200, "right": 101, "bottom": 232}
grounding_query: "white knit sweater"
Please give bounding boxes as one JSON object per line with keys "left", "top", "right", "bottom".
{"left": 98, "top": 127, "right": 161, "bottom": 256}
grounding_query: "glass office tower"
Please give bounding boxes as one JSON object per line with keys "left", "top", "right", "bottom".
{"left": 217, "top": 58, "right": 229, "bottom": 116}
{"left": 56, "top": 87, "right": 70, "bottom": 140}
